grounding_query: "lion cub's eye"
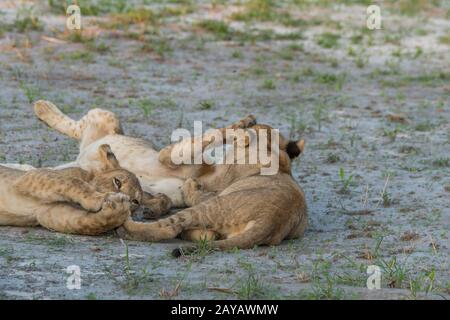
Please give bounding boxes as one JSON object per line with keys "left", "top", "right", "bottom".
{"left": 131, "top": 199, "right": 139, "bottom": 205}
{"left": 113, "top": 178, "right": 122, "bottom": 190}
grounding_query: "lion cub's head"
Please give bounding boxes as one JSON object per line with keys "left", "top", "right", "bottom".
{"left": 229, "top": 123, "right": 305, "bottom": 175}
{"left": 91, "top": 144, "right": 143, "bottom": 211}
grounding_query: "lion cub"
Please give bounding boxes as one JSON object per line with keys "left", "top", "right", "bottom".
{"left": 0, "top": 145, "right": 145, "bottom": 235}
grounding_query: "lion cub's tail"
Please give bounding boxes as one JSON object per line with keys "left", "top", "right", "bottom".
{"left": 34, "top": 100, "right": 87, "bottom": 140}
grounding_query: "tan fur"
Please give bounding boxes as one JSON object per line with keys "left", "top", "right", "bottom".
{"left": 117, "top": 126, "right": 308, "bottom": 251}
{"left": 33, "top": 100, "right": 255, "bottom": 210}
{"left": 31, "top": 100, "right": 307, "bottom": 250}
{"left": 0, "top": 145, "right": 145, "bottom": 235}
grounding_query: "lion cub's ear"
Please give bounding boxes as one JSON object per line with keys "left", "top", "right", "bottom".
{"left": 286, "top": 139, "right": 305, "bottom": 159}
{"left": 98, "top": 144, "right": 121, "bottom": 171}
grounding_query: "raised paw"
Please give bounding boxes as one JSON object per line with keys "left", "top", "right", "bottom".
{"left": 34, "top": 100, "right": 62, "bottom": 120}
{"left": 231, "top": 115, "right": 257, "bottom": 129}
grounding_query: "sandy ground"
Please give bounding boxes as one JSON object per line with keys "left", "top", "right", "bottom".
{"left": 0, "top": 1, "right": 449, "bottom": 299}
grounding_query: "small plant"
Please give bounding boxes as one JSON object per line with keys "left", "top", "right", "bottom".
{"left": 413, "top": 46, "right": 423, "bottom": 59}
{"left": 196, "top": 20, "right": 232, "bottom": 40}
{"left": 326, "top": 153, "right": 340, "bottom": 163}
{"left": 231, "top": 50, "right": 243, "bottom": 59}
{"left": 355, "top": 56, "right": 366, "bottom": 69}
{"left": 235, "top": 263, "right": 266, "bottom": 299}
{"left": 141, "top": 37, "right": 172, "bottom": 59}
{"left": 307, "top": 260, "right": 345, "bottom": 300}
{"left": 19, "top": 81, "right": 40, "bottom": 104}
{"left": 57, "top": 50, "right": 94, "bottom": 63}
{"left": 190, "top": 236, "right": 215, "bottom": 259}
{"left": 439, "top": 34, "right": 450, "bottom": 45}
{"left": 14, "top": 5, "right": 43, "bottom": 32}
{"left": 313, "top": 102, "right": 326, "bottom": 131}
{"left": 48, "top": 0, "right": 130, "bottom": 16}
{"left": 107, "top": 240, "right": 153, "bottom": 295}
{"left": 338, "top": 168, "right": 353, "bottom": 194}
{"left": 383, "top": 128, "right": 399, "bottom": 142}
{"left": 408, "top": 269, "right": 435, "bottom": 299}
{"left": 85, "top": 41, "right": 111, "bottom": 53}
{"left": 176, "top": 236, "right": 215, "bottom": 261}
{"left": 198, "top": 100, "right": 214, "bottom": 110}
{"left": 261, "top": 79, "right": 276, "bottom": 90}
{"left": 315, "top": 73, "right": 346, "bottom": 90}
{"left": 86, "top": 292, "right": 97, "bottom": 300}
{"left": 288, "top": 112, "right": 306, "bottom": 137}
{"left": 382, "top": 191, "right": 391, "bottom": 207}
{"left": 350, "top": 34, "right": 363, "bottom": 44}
{"left": 315, "top": 32, "right": 340, "bottom": 49}
{"left": 432, "top": 157, "right": 450, "bottom": 168}
{"left": 231, "top": 0, "right": 278, "bottom": 22}
{"left": 137, "top": 98, "right": 155, "bottom": 117}
{"left": 377, "top": 256, "right": 409, "bottom": 289}
{"left": 414, "top": 121, "right": 434, "bottom": 132}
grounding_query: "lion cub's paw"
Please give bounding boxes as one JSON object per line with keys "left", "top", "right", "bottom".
{"left": 102, "top": 193, "right": 131, "bottom": 213}
{"left": 80, "top": 193, "right": 107, "bottom": 212}
{"left": 232, "top": 115, "right": 257, "bottom": 129}
{"left": 34, "top": 100, "right": 60, "bottom": 119}
{"left": 142, "top": 193, "right": 172, "bottom": 220}
{"left": 182, "top": 178, "right": 202, "bottom": 196}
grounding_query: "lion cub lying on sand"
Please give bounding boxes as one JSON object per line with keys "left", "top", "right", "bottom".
{"left": 117, "top": 125, "right": 307, "bottom": 253}
{"left": 0, "top": 145, "right": 143, "bottom": 235}
{"left": 29, "top": 100, "right": 307, "bottom": 251}
{"left": 33, "top": 100, "right": 255, "bottom": 209}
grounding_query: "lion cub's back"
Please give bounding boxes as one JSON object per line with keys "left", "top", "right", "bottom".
{"left": 220, "top": 173, "right": 304, "bottom": 198}
{"left": 219, "top": 172, "right": 307, "bottom": 226}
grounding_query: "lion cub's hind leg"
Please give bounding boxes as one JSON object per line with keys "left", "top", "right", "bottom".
{"left": 13, "top": 169, "right": 107, "bottom": 212}
{"left": 34, "top": 100, "right": 86, "bottom": 140}
{"left": 34, "top": 100, "right": 123, "bottom": 149}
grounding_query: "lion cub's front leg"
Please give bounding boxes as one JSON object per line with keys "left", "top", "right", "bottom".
{"left": 13, "top": 170, "right": 108, "bottom": 212}
{"left": 37, "top": 193, "right": 131, "bottom": 235}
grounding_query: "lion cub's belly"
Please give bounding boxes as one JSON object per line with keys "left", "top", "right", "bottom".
{"left": 140, "top": 177, "right": 184, "bottom": 207}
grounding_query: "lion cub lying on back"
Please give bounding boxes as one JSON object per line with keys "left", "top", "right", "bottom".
{"left": 0, "top": 144, "right": 143, "bottom": 235}
{"left": 117, "top": 124, "right": 308, "bottom": 253}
